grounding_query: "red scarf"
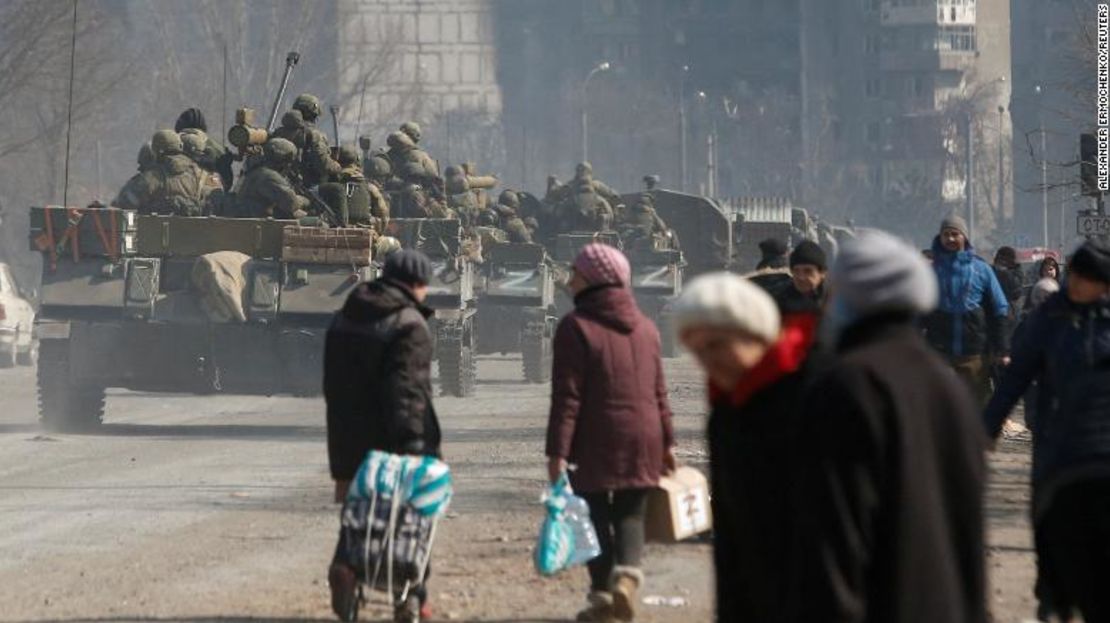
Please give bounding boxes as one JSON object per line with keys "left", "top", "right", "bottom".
{"left": 709, "top": 313, "right": 818, "bottom": 408}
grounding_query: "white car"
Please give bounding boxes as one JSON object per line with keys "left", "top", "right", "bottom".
{"left": 0, "top": 262, "right": 36, "bottom": 367}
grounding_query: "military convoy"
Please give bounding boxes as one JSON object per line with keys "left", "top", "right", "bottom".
{"left": 21, "top": 49, "right": 845, "bottom": 429}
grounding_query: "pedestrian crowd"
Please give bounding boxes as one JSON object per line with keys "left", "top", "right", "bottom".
{"left": 322, "top": 214, "right": 1110, "bottom": 623}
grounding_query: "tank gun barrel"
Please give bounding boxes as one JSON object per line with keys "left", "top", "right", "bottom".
{"left": 266, "top": 52, "right": 301, "bottom": 132}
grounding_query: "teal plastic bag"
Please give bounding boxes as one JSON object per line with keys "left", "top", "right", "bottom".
{"left": 534, "top": 473, "right": 601, "bottom": 576}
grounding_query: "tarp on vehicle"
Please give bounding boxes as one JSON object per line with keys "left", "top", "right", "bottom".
{"left": 190, "top": 251, "right": 251, "bottom": 323}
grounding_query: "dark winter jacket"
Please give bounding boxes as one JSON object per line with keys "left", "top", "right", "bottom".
{"left": 983, "top": 292, "right": 1110, "bottom": 515}
{"left": 324, "top": 279, "right": 441, "bottom": 481}
{"left": 792, "top": 315, "right": 987, "bottom": 623}
{"left": 923, "top": 237, "right": 1010, "bottom": 358}
{"left": 545, "top": 285, "right": 675, "bottom": 493}
{"left": 993, "top": 263, "right": 1025, "bottom": 316}
{"left": 708, "top": 313, "right": 825, "bottom": 623}
{"left": 770, "top": 280, "right": 828, "bottom": 316}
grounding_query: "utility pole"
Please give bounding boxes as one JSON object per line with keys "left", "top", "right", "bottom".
{"left": 1041, "top": 114, "right": 1048, "bottom": 248}
{"left": 965, "top": 112, "right": 975, "bottom": 241}
{"left": 679, "top": 65, "right": 689, "bottom": 192}
{"left": 997, "top": 105, "right": 1006, "bottom": 233}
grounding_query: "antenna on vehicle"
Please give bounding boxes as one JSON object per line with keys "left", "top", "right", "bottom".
{"left": 266, "top": 52, "right": 301, "bottom": 132}
{"left": 62, "top": 0, "right": 78, "bottom": 207}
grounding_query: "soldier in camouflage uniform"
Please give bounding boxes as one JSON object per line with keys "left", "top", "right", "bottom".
{"left": 271, "top": 94, "right": 342, "bottom": 187}
{"left": 112, "top": 144, "right": 155, "bottom": 210}
{"left": 445, "top": 165, "right": 480, "bottom": 226}
{"left": 386, "top": 131, "right": 442, "bottom": 193}
{"left": 495, "top": 190, "right": 534, "bottom": 244}
{"left": 335, "top": 145, "right": 390, "bottom": 229}
{"left": 393, "top": 184, "right": 434, "bottom": 219}
{"left": 175, "top": 107, "right": 234, "bottom": 191}
{"left": 114, "top": 130, "right": 210, "bottom": 216}
{"left": 180, "top": 129, "right": 227, "bottom": 198}
{"left": 400, "top": 121, "right": 422, "bottom": 145}
{"left": 546, "top": 162, "right": 621, "bottom": 232}
{"left": 546, "top": 162, "right": 622, "bottom": 209}
{"left": 617, "top": 193, "right": 670, "bottom": 244}
{"left": 235, "top": 138, "right": 310, "bottom": 219}
{"left": 359, "top": 136, "right": 397, "bottom": 191}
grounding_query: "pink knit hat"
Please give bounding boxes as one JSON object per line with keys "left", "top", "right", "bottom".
{"left": 574, "top": 243, "right": 631, "bottom": 287}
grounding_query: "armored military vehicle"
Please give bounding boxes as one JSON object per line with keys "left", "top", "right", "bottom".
{"left": 29, "top": 205, "right": 375, "bottom": 431}
{"left": 632, "top": 190, "right": 732, "bottom": 278}
{"left": 476, "top": 241, "right": 556, "bottom": 383}
{"left": 380, "top": 218, "right": 478, "bottom": 397}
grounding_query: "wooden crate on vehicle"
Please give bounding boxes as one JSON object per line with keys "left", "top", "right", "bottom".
{"left": 281, "top": 226, "right": 373, "bottom": 266}
{"left": 29, "top": 206, "right": 137, "bottom": 263}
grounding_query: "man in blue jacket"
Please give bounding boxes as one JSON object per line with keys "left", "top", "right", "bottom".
{"left": 922, "top": 215, "right": 1010, "bottom": 406}
{"left": 983, "top": 240, "right": 1110, "bottom": 622}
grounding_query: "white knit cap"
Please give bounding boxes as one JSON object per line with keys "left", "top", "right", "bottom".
{"left": 672, "top": 271, "right": 781, "bottom": 343}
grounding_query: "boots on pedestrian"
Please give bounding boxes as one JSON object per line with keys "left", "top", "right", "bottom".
{"left": 393, "top": 594, "right": 421, "bottom": 623}
{"left": 609, "top": 566, "right": 643, "bottom": 622}
{"left": 328, "top": 563, "right": 359, "bottom": 622}
{"left": 576, "top": 590, "right": 616, "bottom": 622}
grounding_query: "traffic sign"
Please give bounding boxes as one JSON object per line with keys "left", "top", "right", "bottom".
{"left": 1078, "top": 214, "right": 1110, "bottom": 236}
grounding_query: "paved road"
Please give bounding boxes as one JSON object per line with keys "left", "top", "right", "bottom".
{"left": 0, "top": 354, "right": 1035, "bottom": 622}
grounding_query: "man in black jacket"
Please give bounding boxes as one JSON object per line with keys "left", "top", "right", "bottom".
{"left": 793, "top": 230, "right": 987, "bottom": 623}
{"left": 324, "top": 249, "right": 441, "bottom": 622}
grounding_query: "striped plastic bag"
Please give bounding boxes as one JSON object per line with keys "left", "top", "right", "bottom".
{"left": 534, "top": 473, "right": 600, "bottom": 576}
{"left": 347, "top": 450, "right": 453, "bottom": 518}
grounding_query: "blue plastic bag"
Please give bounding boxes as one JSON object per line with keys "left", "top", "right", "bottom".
{"left": 534, "top": 473, "right": 601, "bottom": 576}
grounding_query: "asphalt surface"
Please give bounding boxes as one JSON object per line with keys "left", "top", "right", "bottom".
{"left": 0, "top": 354, "right": 1037, "bottom": 622}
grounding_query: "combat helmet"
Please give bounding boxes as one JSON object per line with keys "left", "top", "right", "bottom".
{"left": 337, "top": 145, "right": 361, "bottom": 168}
{"left": 575, "top": 161, "right": 593, "bottom": 178}
{"left": 498, "top": 189, "right": 520, "bottom": 209}
{"left": 292, "top": 93, "right": 322, "bottom": 121}
{"left": 179, "top": 129, "right": 208, "bottom": 158}
{"left": 264, "top": 137, "right": 298, "bottom": 166}
{"left": 151, "top": 129, "right": 184, "bottom": 157}
{"left": 367, "top": 153, "right": 393, "bottom": 179}
{"left": 400, "top": 121, "right": 422, "bottom": 143}
{"left": 281, "top": 109, "right": 305, "bottom": 130}
{"left": 386, "top": 131, "right": 415, "bottom": 151}
{"left": 443, "top": 165, "right": 462, "bottom": 178}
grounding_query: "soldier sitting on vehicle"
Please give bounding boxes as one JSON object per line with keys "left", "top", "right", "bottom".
{"left": 495, "top": 190, "right": 534, "bottom": 244}
{"left": 114, "top": 129, "right": 211, "bottom": 217}
{"left": 112, "top": 143, "right": 157, "bottom": 210}
{"left": 235, "top": 138, "right": 310, "bottom": 220}
{"left": 386, "top": 130, "right": 442, "bottom": 194}
{"left": 330, "top": 146, "right": 372, "bottom": 227}
{"left": 560, "top": 183, "right": 613, "bottom": 233}
{"left": 175, "top": 107, "right": 235, "bottom": 191}
{"left": 618, "top": 193, "right": 670, "bottom": 247}
{"left": 547, "top": 162, "right": 623, "bottom": 212}
{"left": 359, "top": 136, "right": 398, "bottom": 192}
{"left": 180, "top": 130, "right": 227, "bottom": 198}
{"left": 399, "top": 121, "right": 423, "bottom": 146}
{"left": 393, "top": 184, "right": 455, "bottom": 221}
{"left": 271, "top": 94, "right": 342, "bottom": 187}
{"left": 445, "top": 165, "right": 480, "bottom": 226}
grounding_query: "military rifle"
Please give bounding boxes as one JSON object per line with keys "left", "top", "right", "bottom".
{"left": 285, "top": 168, "right": 342, "bottom": 228}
